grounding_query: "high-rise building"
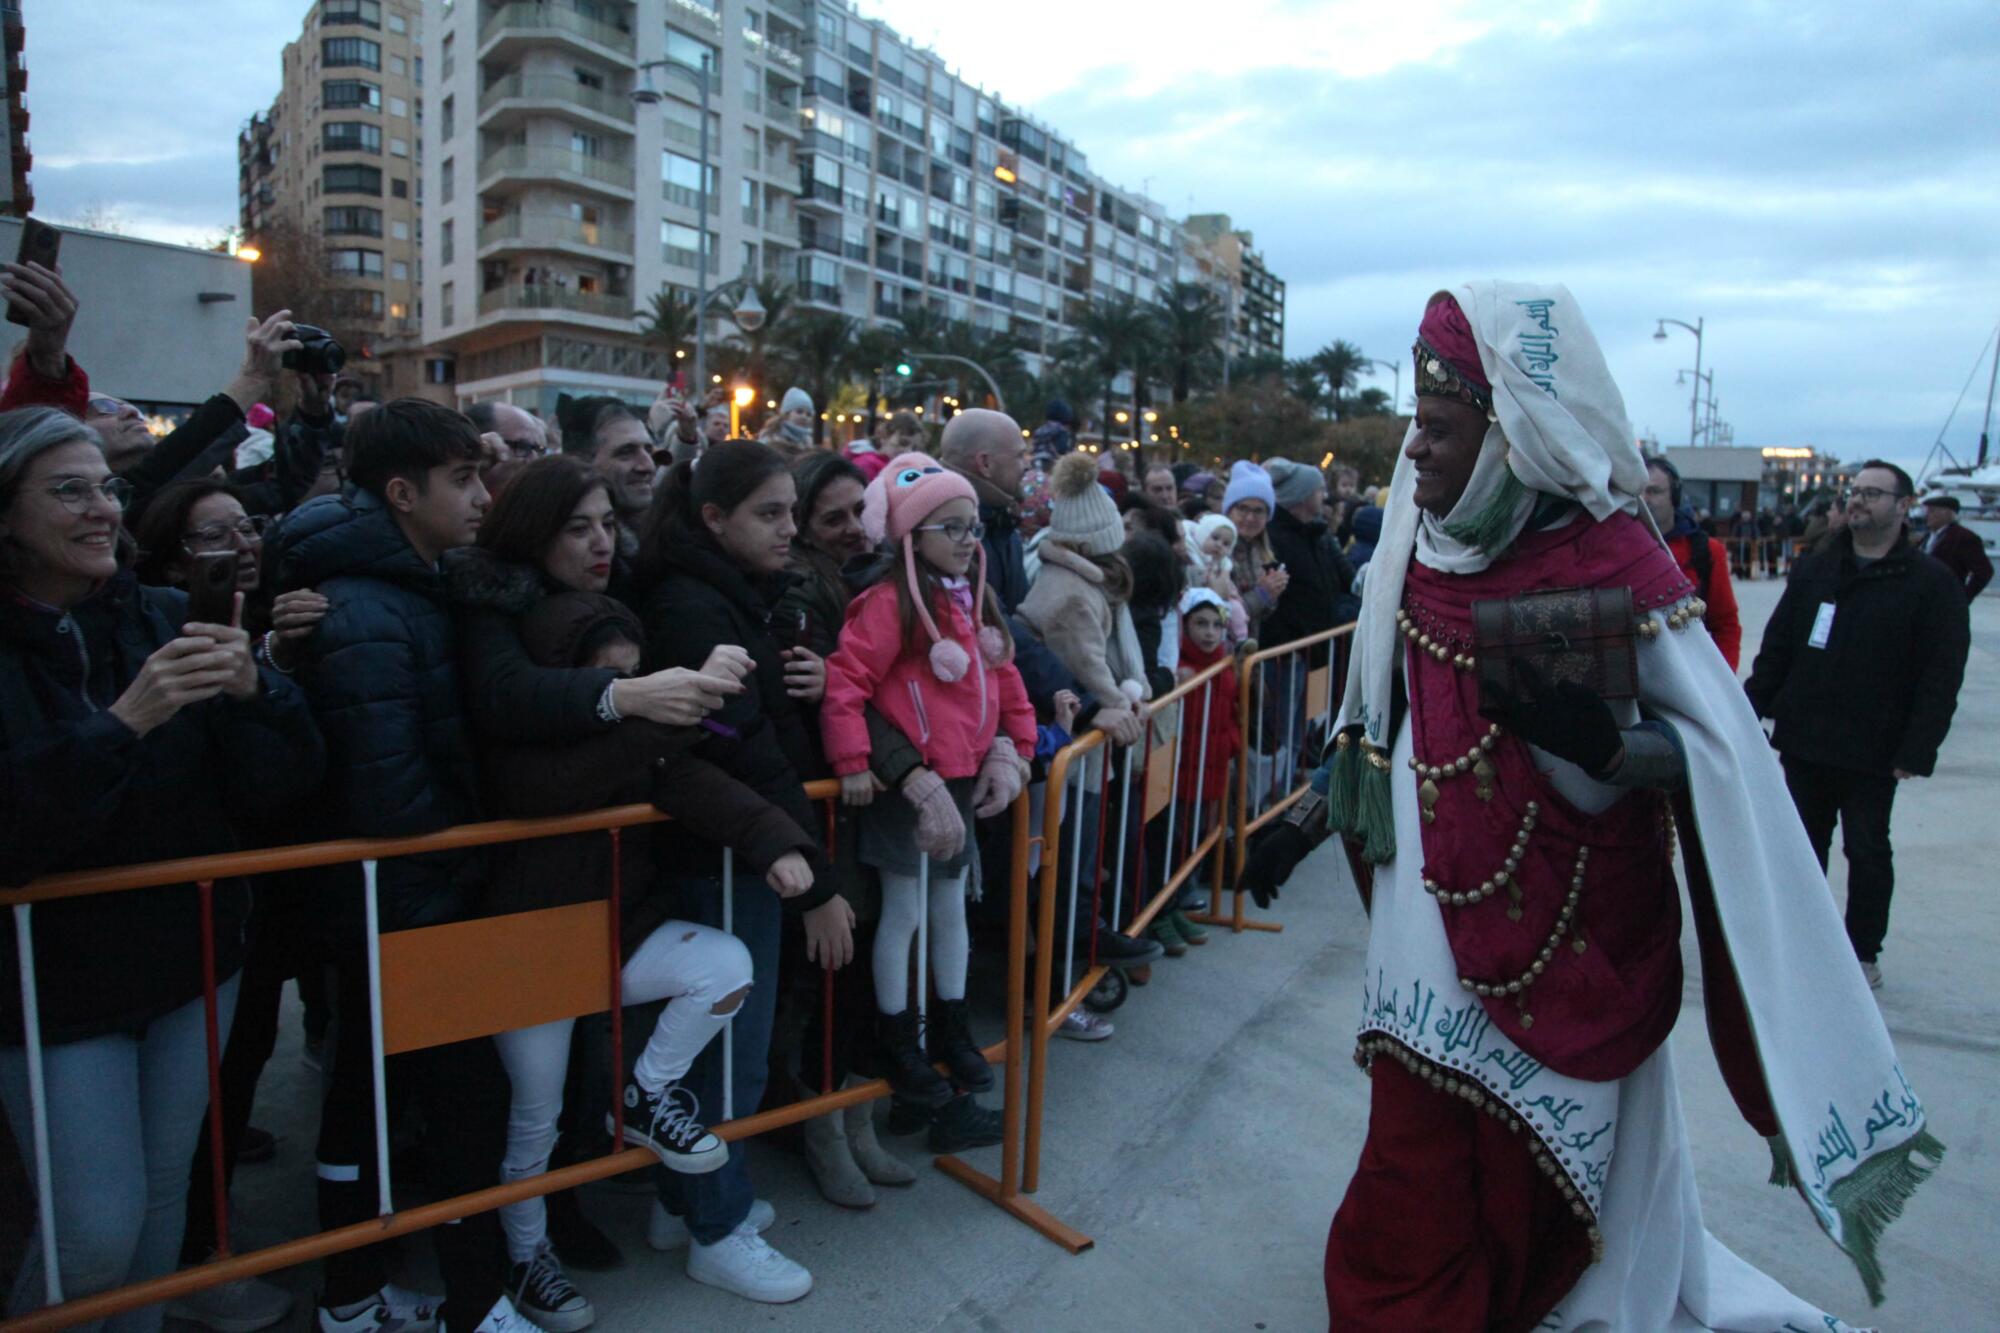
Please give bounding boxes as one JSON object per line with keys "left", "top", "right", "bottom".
{"left": 1182, "top": 214, "right": 1286, "bottom": 368}
{"left": 239, "top": 0, "right": 430, "bottom": 398}
{"left": 2, "top": 0, "right": 30, "bottom": 217}
{"left": 422, "top": 0, "right": 1282, "bottom": 424}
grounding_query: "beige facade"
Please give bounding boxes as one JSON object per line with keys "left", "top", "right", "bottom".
{"left": 240, "top": 0, "right": 432, "bottom": 399}
{"left": 1182, "top": 213, "right": 1286, "bottom": 366}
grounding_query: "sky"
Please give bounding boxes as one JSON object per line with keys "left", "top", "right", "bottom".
{"left": 28, "top": 0, "right": 2000, "bottom": 474}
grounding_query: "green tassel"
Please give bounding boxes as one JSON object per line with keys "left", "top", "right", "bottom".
{"left": 1827, "top": 1128, "right": 1946, "bottom": 1306}
{"left": 1356, "top": 761, "right": 1396, "bottom": 864}
{"left": 1766, "top": 1135, "right": 1795, "bottom": 1189}
{"left": 1328, "top": 739, "right": 1362, "bottom": 833}
{"left": 1441, "top": 466, "right": 1529, "bottom": 556}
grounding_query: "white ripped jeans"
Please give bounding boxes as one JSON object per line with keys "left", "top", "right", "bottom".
{"left": 492, "top": 919, "right": 751, "bottom": 1262}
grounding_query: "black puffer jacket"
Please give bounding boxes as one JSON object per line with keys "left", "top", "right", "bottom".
{"left": 1263, "top": 504, "right": 1358, "bottom": 660}
{"left": 445, "top": 545, "right": 619, "bottom": 745}
{"left": 634, "top": 539, "right": 832, "bottom": 908}
{"left": 0, "top": 573, "right": 323, "bottom": 1045}
{"left": 1745, "top": 532, "right": 1971, "bottom": 777}
{"left": 271, "top": 489, "right": 484, "bottom": 931}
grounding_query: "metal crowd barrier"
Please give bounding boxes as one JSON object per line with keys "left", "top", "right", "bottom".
{"left": 2, "top": 781, "right": 1044, "bottom": 1331}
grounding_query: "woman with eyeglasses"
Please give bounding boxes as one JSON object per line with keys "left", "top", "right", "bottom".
{"left": 0, "top": 406, "right": 324, "bottom": 1329}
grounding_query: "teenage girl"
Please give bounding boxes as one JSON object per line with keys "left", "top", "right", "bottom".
{"left": 820, "top": 456, "right": 1036, "bottom": 1110}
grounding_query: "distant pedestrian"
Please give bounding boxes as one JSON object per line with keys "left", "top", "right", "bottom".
{"left": 1745, "top": 461, "right": 1972, "bottom": 988}
{"left": 1642, "top": 457, "right": 1742, "bottom": 668}
{"left": 1917, "top": 494, "right": 1993, "bottom": 600}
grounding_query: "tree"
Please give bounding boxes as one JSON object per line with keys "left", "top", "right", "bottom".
{"left": 1157, "top": 378, "right": 1327, "bottom": 466}
{"left": 1153, "top": 281, "right": 1225, "bottom": 404}
{"left": 1232, "top": 350, "right": 1287, "bottom": 385}
{"left": 1311, "top": 339, "right": 1368, "bottom": 421}
{"left": 1349, "top": 387, "right": 1395, "bottom": 418}
{"left": 725, "top": 277, "right": 796, "bottom": 394}
{"left": 635, "top": 286, "right": 697, "bottom": 363}
{"left": 1286, "top": 357, "right": 1332, "bottom": 419}
{"left": 1065, "top": 296, "right": 1155, "bottom": 442}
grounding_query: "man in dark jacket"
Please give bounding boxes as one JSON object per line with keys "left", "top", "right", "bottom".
{"left": 269, "top": 399, "right": 520, "bottom": 1333}
{"left": 1917, "top": 494, "right": 1993, "bottom": 600}
{"left": 1261, "top": 457, "right": 1358, "bottom": 652}
{"left": 1745, "top": 461, "right": 1971, "bottom": 989}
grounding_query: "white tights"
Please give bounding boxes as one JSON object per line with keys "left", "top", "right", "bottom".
{"left": 492, "top": 918, "right": 751, "bottom": 1262}
{"left": 873, "top": 868, "right": 969, "bottom": 1014}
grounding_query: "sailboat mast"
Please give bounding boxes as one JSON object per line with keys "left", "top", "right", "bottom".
{"left": 1981, "top": 320, "right": 2000, "bottom": 468}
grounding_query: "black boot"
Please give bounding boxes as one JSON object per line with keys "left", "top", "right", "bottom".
{"left": 883, "top": 1095, "right": 933, "bottom": 1137}
{"left": 929, "top": 999, "right": 994, "bottom": 1092}
{"left": 878, "top": 1009, "right": 954, "bottom": 1109}
{"left": 927, "top": 1093, "right": 1004, "bottom": 1152}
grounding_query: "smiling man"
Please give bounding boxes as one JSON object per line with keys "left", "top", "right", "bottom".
{"left": 1244, "top": 285, "right": 1940, "bottom": 1331}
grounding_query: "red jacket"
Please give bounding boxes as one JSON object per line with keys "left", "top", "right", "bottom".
{"left": 1174, "top": 635, "right": 1240, "bottom": 801}
{"left": 0, "top": 347, "right": 91, "bottom": 417}
{"left": 1924, "top": 521, "right": 1993, "bottom": 601}
{"left": 1665, "top": 532, "right": 1741, "bottom": 669}
{"left": 821, "top": 580, "right": 1037, "bottom": 779}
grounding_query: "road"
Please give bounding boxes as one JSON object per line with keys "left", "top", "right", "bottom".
{"left": 213, "top": 576, "right": 1996, "bottom": 1332}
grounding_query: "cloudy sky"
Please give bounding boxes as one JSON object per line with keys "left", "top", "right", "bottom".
{"left": 30, "top": 0, "right": 2000, "bottom": 472}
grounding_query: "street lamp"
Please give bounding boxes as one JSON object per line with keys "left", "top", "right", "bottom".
{"left": 1364, "top": 358, "right": 1402, "bottom": 414}
{"left": 633, "top": 54, "right": 714, "bottom": 391}
{"left": 1653, "top": 316, "right": 1704, "bottom": 447}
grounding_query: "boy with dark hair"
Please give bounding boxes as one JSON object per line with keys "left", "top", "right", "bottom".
{"left": 270, "top": 400, "right": 537, "bottom": 1333}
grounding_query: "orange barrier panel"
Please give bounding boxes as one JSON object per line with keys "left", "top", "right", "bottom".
{"left": 0, "top": 779, "right": 1067, "bottom": 1331}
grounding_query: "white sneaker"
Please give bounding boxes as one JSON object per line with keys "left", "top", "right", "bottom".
{"left": 685, "top": 1222, "right": 812, "bottom": 1304}
{"left": 169, "top": 1271, "right": 294, "bottom": 1333}
{"left": 317, "top": 1283, "right": 441, "bottom": 1333}
{"left": 646, "top": 1197, "right": 774, "bottom": 1251}
{"left": 507, "top": 1245, "right": 593, "bottom": 1332}
{"left": 462, "top": 1294, "right": 545, "bottom": 1333}
{"left": 1057, "top": 1009, "right": 1114, "bottom": 1042}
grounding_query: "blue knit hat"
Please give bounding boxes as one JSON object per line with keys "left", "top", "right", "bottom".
{"left": 1221, "top": 460, "right": 1276, "bottom": 514}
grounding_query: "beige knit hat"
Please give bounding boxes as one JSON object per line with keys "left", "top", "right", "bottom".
{"left": 1047, "top": 453, "right": 1126, "bottom": 556}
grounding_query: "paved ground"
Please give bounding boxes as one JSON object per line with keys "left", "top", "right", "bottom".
{"left": 209, "top": 576, "right": 1996, "bottom": 1332}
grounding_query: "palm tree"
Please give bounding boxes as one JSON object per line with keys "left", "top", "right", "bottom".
{"left": 774, "top": 310, "right": 860, "bottom": 443}
{"left": 634, "top": 286, "right": 697, "bottom": 362}
{"left": 1154, "top": 282, "right": 1225, "bottom": 404}
{"left": 1066, "top": 296, "right": 1155, "bottom": 441}
{"left": 1311, "top": 339, "right": 1368, "bottom": 421}
{"left": 1286, "top": 357, "right": 1331, "bottom": 418}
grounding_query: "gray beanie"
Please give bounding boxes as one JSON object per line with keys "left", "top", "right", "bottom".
{"left": 1047, "top": 453, "right": 1126, "bottom": 556}
{"left": 781, "top": 386, "right": 814, "bottom": 416}
{"left": 1264, "top": 457, "right": 1325, "bottom": 509}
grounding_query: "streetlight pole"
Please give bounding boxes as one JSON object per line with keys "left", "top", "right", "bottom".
{"left": 1364, "top": 357, "right": 1403, "bottom": 415}
{"left": 633, "top": 54, "right": 713, "bottom": 393}
{"left": 902, "top": 353, "right": 1006, "bottom": 413}
{"left": 1653, "top": 316, "right": 1704, "bottom": 447}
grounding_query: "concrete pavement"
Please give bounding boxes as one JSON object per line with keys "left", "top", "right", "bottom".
{"left": 210, "top": 576, "right": 1997, "bottom": 1332}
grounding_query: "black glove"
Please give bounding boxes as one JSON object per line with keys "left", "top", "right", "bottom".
{"left": 1241, "top": 824, "right": 1313, "bottom": 909}
{"left": 1478, "top": 660, "right": 1622, "bottom": 778}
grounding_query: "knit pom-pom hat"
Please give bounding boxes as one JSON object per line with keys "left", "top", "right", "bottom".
{"left": 862, "top": 453, "right": 994, "bottom": 681}
{"left": 1047, "top": 452, "right": 1127, "bottom": 556}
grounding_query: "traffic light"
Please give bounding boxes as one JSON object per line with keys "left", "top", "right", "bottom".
{"left": 894, "top": 361, "right": 913, "bottom": 378}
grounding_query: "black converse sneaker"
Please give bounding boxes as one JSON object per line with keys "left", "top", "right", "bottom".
{"left": 609, "top": 1081, "right": 728, "bottom": 1174}
{"left": 506, "top": 1246, "right": 593, "bottom": 1333}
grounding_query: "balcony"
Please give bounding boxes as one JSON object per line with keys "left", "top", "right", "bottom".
{"left": 478, "top": 2, "right": 635, "bottom": 65}
{"left": 665, "top": 0, "right": 721, "bottom": 36}
{"left": 479, "top": 73, "right": 636, "bottom": 132}
{"left": 477, "top": 214, "right": 635, "bottom": 260}
{"left": 661, "top": 181, "right": 720, "bottom": 214}
{"left": 479, "top": 145, "right": 635, "bottom": 199}
{"left": 478, "top": 285, "right": 634, "bottom": 322}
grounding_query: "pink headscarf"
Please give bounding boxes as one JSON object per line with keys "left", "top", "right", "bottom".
{"left": 1417, "top": 292, "right": 1488, "bottom": 392}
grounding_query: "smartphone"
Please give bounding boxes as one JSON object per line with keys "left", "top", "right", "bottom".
{"left": 184, "top": 552, "right": 239, "bottom": 629}
{"left": 6, "top": 218, "right": 61, "bottom": 327}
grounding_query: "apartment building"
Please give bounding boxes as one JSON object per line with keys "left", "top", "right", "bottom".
{"left": 423, "top": 0, "right": 1283, "bottom": 421}
{"left": 239, "top": 0, "right": 430, "bottom": 398}
{"left": 1182, "top": 213, "right": 1286, "bottom": 367}
{"left": 3, "top": 0, "right": 29, "bottom": 216}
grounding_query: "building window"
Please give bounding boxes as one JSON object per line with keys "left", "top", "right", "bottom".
{"left": 442, "top": 281, "right": 455, "bottom": 327}
{"left": 391, "top": 177, "right": 408, "bottom": 198}
{"left": 324, "top": 0, "right": 381, "bottom": 27}
{"left": 388, "top": 54, "right": 407, "bottom": 77}
{"left": 441, "top": 219, "right": 454, "bottom": 265}
{"left": 440, "top": 96, "right": 454, "bottom": 139}
{"left": 387, "top": 11, "right": 406, "bottom": 34}
{"left": 440, "top": 158, "right": 453, "bottom": 203}
{"left": 324, "top": 122, "right": 383, "bottom": 154}
{"left": 388, "top": 95, "right": 408, "bottom": 117}
{"left": 663, "top": 30, "right": 716, "bottom": 75}
{"left": 391, "top": 220, "right": 410, "bottom": 240}
{"left": 390, "top": 137, "right": 409, "bottom": 157}
{"left": 323, "top": 164, "right": 384, "bottom": 195}
{"left": 323, "top": 37, "right": 382, "bottom": 71}
{"left": 661, "top": 150, "right": 714, "bottom": 205}
{"left": 324, "top": 79, "right": 382, "bottom": 110}
{"left": 661, "top": 221, "right": 713, "bottom": 272}
{"left": 571, "top": 131, "right": 604, "bottom": 158}
{"left": 327, "top": 248, "right": 385, "bottom": 277}
{"left": 323, "top": 205, "right": 383, "bottom": 236}
{"left": 574, "top": 66, "right": 604, "bottom": 90}
{"left": 391, "top": 260, "right": 410, "bottom": 281}
{"left": 390, "top": 301, "right": 407, "bottom": 319}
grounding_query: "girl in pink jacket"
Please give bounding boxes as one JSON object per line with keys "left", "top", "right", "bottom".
{"left": 820, "top": 455, "right": 1035, "bottom": 1117}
